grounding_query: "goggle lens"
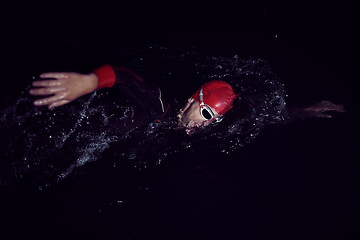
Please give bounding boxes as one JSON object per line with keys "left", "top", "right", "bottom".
{"left": 201, "top": 108, "right": 213, "bottom": 120}
{"left": 199, "top": 88, "right": 222, "bottom": 123}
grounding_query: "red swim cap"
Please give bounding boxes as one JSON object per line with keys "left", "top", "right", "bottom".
{"left": 192, "top": 80, "right": 236, "bottom": 115}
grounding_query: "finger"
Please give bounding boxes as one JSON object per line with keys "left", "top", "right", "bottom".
{"left": 32, "top": 79, "right": 66, "bottom": 87}
{"left": 320, "top": 106, "right": 346, "bottom": 113}
{"left": 48, "top": 100, "right": 70, "bottom": 109}
{"left": 333, "top": 104, "right": 346, "bottom": 113}
{"left": 320, "top": 101, "right": 346, "bottom": 112}
{"left": 33, "top": 92, "right": 67, "bottom": 106}
{"left": 29, "top": 87, "right": 67, "bottom": 95}
{"left": 39, "top": 72, "right": 70, "bottom": 79}
{"left": 318, "top": 113, "right": 333, "bottom": 118}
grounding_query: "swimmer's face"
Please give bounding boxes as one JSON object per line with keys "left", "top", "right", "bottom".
{"left": 177, "top": 97, "right": 220, "bottom": 135}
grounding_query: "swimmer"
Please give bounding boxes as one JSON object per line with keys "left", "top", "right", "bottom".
{"left": 29, "top": 64, "right": 345, "bottom": 135}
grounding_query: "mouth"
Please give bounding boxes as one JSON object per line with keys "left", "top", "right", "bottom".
{"left": 183, "top": 120, "right": 204, "bottom": 135}
{"left": 185, "top": 128, "right": 196, "bottom": 135}
{"left": 186, "top": 120, "right": 201, "bottom": 129}
{"left": 177, "top": 111, "right": 203, "bottom": 135}
{"left": 176, "top": 117, "right": 198, "bottom": 134}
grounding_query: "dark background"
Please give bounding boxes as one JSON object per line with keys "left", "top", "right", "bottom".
{"left": 1, "top": 2, "right": 358, "bottom": 239}
{"left": 1, "top": 2, "right": 358, "bottom": 106}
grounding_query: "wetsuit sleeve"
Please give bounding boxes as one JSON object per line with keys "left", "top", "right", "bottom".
{"left": 93, "top": 64, "right": 170, "bottom": 120}
{"left": 93, "top": 64, "right": 117, "bottom": 89}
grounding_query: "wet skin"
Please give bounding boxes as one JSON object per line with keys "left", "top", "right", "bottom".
{"left": 177, "top": 97, "right": 221, "bottom": 135}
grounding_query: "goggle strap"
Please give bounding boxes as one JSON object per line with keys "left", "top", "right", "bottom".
{"left": 199, "top": 87, "right": 223, "bottom": 123}
{"left": 199, "top": 88, "right": 204, "bottom": 102}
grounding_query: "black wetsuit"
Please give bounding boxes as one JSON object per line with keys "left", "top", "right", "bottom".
{"left": 98, "top": 65, "right": 176, "bottom": 136}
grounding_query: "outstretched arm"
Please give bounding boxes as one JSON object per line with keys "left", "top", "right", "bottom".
{"left": 29, "top": 65, "right": 116, "bottom": 109}
{"left": 29, "top": 72, "right": 98, "bottom": 109}
{"left": 288, "top": 100, "right": 345, "bottom": 119}
{"left": 303, "top": 100, "right": 345, "bottom": 118}
{"left": 29, "top": 65, "right": 168, "bottom": 119}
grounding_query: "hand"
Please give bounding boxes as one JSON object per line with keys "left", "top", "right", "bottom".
{"left": 304, "top": 100, "right": 345, "bottom": 118}
{"left": 29, "top": 72, "right": 98, "bottom": 109}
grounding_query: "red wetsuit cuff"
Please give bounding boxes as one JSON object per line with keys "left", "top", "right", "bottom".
{"left": 93, "top": 64, "right": 116, "bottom": 89}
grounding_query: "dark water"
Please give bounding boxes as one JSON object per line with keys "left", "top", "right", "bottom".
{"left": 0, "top": 5, "right": 358, "bottom": 240}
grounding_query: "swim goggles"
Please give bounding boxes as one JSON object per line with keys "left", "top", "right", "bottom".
{"left": 199, "top": 89, "right": 222, "bottom": 123}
